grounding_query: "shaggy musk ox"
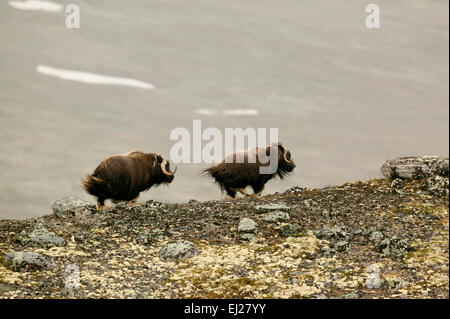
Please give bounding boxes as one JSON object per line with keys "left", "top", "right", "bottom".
{"left": 82, "top": 150, "right": 176, "bottom": 209}
{"left": 203, "top": 143, "right": 295, "bottom": 199}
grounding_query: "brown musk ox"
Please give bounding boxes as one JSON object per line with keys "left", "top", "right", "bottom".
{"left": 82, "top": 150, "right": 176, "bottom": 209}
{"left": 203, "top": 143, "right": 295, "bottom": 199}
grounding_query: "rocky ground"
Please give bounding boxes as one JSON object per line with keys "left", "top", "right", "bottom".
{"left": 0, "top": 158, "right": 449, "bottom": 299}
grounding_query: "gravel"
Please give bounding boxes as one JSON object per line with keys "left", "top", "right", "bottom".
{"left": 0, "top": 174, "right": 448, "bottom": 299}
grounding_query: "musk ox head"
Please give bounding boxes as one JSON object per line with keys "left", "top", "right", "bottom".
{"left": 271, "top": 143, "right": 296, "bottom": 178}
{"left": 257, "top": 143, "right": 296, "bottom": 177}
{"left": 154, "top": 154, "right": 177, "bottom": 183}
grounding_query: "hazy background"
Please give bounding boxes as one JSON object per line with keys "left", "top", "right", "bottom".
{"left": 0, "top": 0, "right": 448, "bottom": 219}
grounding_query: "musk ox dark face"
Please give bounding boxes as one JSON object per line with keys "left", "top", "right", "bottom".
{"left": 82, "top": 150, "right": 176, "bottom": 210}
{"left": 275, "top": 144, "right": 296, "bottom": 178}
{"left": 203, "top": 143, "right": 295, "bottom": 199}
{"left": 156, "top": 154, "right": 176, "bottom": 184}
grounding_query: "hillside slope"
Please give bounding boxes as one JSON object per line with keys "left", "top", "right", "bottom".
{"left": 1, "top": 169, "right": 448, "bottom": 298}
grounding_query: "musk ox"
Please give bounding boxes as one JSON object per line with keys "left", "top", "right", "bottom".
{"left": 203, "top": 143, "right": 295, "bottom": 199}
{"left": 82, "top": 150, "right": 176, "bottom": 209}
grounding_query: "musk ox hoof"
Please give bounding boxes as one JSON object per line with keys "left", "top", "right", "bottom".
{"left": 96, "top": 204, "right": 111, "bottom": 211}
{"left": 232, "top": 188, "right": 247, "bottom": 196}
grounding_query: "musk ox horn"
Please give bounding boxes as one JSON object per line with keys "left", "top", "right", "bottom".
{"left": 283, "top": 148, "right": 292, "bottom": 163}
{"left": 161, "top": 160, "right": 177, "bottom": 176}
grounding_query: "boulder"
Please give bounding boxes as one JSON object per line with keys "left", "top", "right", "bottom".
{"left": 262, "top": 211, "right": 290, "bottom": 223}
{"left": 238, "top": 218, "right": 258, "bottom": 241}
{"left": 17, "top": 224, "right": 67, "bottom": 248}
{"left": 1, "top": 251, "right": 56, "bottom": 272}
{"left": 255, "top": 203, "right": 289, "bottom": 213}
{"left": 381, "top": 156, "right": 449, "bottom": 180}
{"left": 314, "top": 226, "right": 349, "bottom": 241}
{"left": 159, "top": 241, "right": 200, "bottom": 262}
{"left": 376, "top": 236, "right": 411, "bottom": 257}
{"left": 315, "top": 226, "right": 351, "bottom": 252}
{"left": 52, "top": 197, "right": 94, "bottom": 217}
{"left": 422, "top": 175, "right": 449, "bottom": 197}
{"left": 390, "top": 178, "right": 404, "bottom": 194}
{"left": 279, "top": 223, "right": 302, "bottom": 238}
{"left": 238, "top": 218, "right": 258, "bottom": 233}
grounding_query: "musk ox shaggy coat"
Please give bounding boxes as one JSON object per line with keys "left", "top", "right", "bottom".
{"left": 203, "top": 143, "right": 295, "bottom": 198}
{"left": 82, "top": 150, "right": 176, "bottom": 209}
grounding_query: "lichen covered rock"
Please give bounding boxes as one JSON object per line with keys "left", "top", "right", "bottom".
{"left": 237, "top": 218, "right": 258, "bottom": 240}
{"left": 262, "top": 211, "right": 290, "bottom": 223}
{"left": 17, "top": 224, "right": 67, "bottom": 248}
{"left": 159, "top": 241, "right": 200, "bottom": 262}
{"left": 52, "top": 197, "right": 94, "bottom": 217}
{"left": 423, "top": 175, "right": 449, "bottom": 197}
{"left": 1, "top": 251, "right": 56, "bottom": 272}
{"left": 314, "top": 226, "right": 349, "bottom": 241}
{"left": 255, "top": 203, "right": 289, "bottom": 213}
{"left": 376, "top": 236, "right": 412, "bottom": 257}
{"left": 279, "top": 223, "right": 303, "bottom": 238}
{"left": 381, "top": 156, "right": 449, "bottom": 180}
{"left": 238, "top": 218, "right": 258, "bottom": 233}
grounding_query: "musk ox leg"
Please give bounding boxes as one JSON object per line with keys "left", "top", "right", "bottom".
{"left": 223, "top": 186, "right": 237, "bottom": 199}
{"left": 249, "top": 192, "right": 263, "bottom": 198}
{"left": 232, "top": 188, "right": 248, "bottom": 196}
{"left": 250, "top": 184, "right": 265, "bottom": 198}
{"left": 97, "top": 200, "right": 110, "bottom": 210}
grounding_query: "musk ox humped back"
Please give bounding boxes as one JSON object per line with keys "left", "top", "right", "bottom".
{"left": 82, "top": 150, "right": 176, "bottom": 209}
{"left": 203, "top": 143, "right": 295, "bottom": 199}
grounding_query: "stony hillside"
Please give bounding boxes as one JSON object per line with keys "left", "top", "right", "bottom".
{"left": 0, "top": 157, "right": 448, "bottom": 299}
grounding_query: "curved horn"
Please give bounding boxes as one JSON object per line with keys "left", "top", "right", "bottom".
{"left": 283, "top": 148, "right": 292, "bottom": 163}
{"left": 161, "top": 160, "right": 177, "bottom": 176}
